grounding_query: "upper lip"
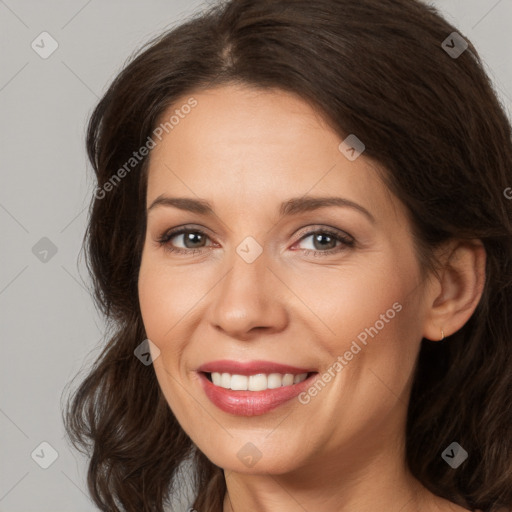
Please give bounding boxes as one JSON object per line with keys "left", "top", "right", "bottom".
{"left": 197, "top": 359, "right": 316, "bottom": 376}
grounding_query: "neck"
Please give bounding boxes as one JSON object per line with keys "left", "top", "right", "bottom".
{"left": 221, "top": 415, "right": 464, "bottom": 512}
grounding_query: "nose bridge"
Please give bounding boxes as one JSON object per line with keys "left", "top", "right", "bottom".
{"left": 208, "top": 240, "right": 287, "bottom": 337}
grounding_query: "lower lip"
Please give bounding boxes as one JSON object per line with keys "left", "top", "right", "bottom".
{"left": 198, "top": 372, "right": 318, "bottom": 416}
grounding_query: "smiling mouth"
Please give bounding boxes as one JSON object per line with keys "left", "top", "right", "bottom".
{"left": 202, "top": 371, "right": 316, "bottom": 391}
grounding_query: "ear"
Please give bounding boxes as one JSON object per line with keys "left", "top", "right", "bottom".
{"left": 422, "top": 239, "right": 486, "bottom": 342}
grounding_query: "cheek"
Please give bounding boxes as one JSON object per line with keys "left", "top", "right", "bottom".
{"left": 137, "top": 252, "right": 216, "bottom": 389}
{"left": 312, "top": 251, "right": 423, "bottom": 393}
{"left": 138, "top": 259, "right": 197, "bottom": 416}
{"left": 297, "top": 257, "right": 415, "bottom": 354}
{"left": 138, "top": 255, "right": 200, "bottom": 345}
{"left": 138, "top": 265, "right": 167, "bottom": 341}
{"left": 137, "top": 257, "right": 186, "bottom": 368}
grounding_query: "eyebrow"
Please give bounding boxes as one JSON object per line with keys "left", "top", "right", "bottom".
{"left": 147, "top": 195, "right": 376, "bottom": 224}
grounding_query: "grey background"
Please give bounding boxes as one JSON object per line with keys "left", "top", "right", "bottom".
{"left": 1, "top": 1, "right": 511, "bottom": 511}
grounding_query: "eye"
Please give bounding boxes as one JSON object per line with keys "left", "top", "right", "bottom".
{"left": 292, "top": 228, "right": 355, "bottom": 256}
{"left": 156, "top": 225, "right": 355, "bottom": 257}
{"left": 156, "top": 227, "right": 213, "bottom": 255}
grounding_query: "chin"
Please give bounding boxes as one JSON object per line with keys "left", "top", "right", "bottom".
{"left": 198, "top": 438, "right": 307, "bottom": 475}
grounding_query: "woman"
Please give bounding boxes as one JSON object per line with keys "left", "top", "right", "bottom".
{"left": 62, "top": 0, "right": 512, "bottom": 511}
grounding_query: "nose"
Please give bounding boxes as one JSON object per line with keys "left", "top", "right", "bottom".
{"left": 207, "top": 249, "right": 289, "bottom": 340}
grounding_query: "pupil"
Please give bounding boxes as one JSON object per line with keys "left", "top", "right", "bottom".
{"left": 185, "top": 232, "right": 204, "bottom": 248}
{"left": 314, "top": 233, "right": 335, "bottom": 250}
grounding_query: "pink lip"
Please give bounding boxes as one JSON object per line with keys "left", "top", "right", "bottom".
{"left": 196, "top": 360, "right": 318, "bottom": 416}
{"left": 197, "top": 359, "right": 315, "bottom": 375}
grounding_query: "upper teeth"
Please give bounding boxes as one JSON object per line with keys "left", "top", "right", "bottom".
{"left": 210, "top": 372, "right": 308, "bottom": 391}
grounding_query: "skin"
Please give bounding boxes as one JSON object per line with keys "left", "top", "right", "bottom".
{"left": 137, "top": 84, "right": 486, "bottom": 512}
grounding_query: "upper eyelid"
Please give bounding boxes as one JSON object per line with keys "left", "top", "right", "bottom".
{"left": 294, "top": 225, "right": 353, "bottom": 239}
{"left": 159, "top": 224, "right": 215, "bottom": 242}
{"left": 158, "top": 223, "right": 351, "bottom": 236}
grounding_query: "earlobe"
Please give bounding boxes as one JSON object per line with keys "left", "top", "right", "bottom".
{"left": 422, "top": 240, "right": 486, "bottom": 342}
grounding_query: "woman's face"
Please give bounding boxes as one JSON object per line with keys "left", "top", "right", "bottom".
{"left": 138, "top": 84, "right": 433, "bottom": 475}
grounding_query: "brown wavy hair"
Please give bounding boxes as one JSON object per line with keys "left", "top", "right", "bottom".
{"left": 62, "top": 0, "right": 512, "bottom": 510}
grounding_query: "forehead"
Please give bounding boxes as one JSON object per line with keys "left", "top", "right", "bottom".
{"left": 145, "top": 84, "right": 401, "bottom": 223}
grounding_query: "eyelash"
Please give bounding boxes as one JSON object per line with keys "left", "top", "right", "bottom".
{"left": 156, "top": 226, "right": 355, "bottom": 257}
